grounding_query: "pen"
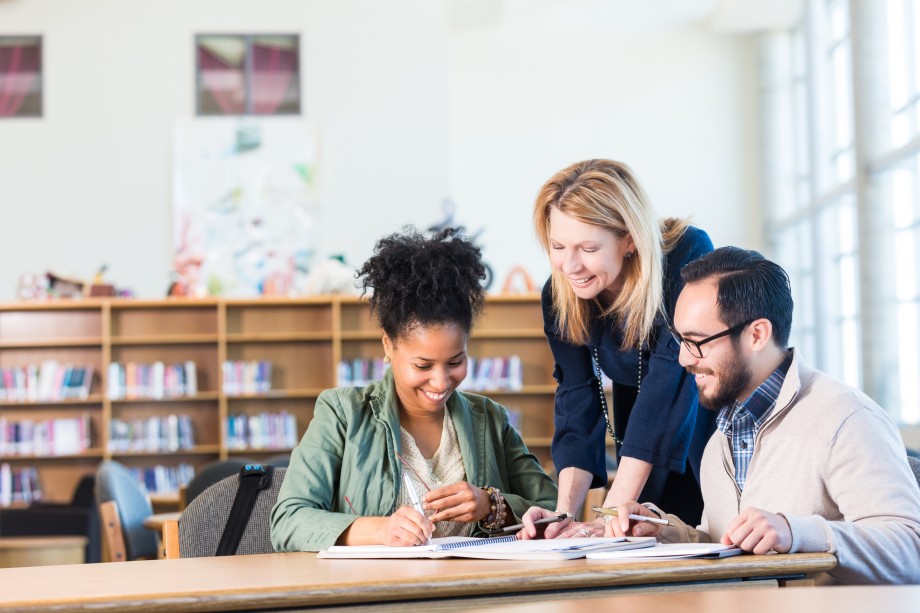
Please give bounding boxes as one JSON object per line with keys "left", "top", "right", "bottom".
{"left": 500, "top": 512, "right": 570, "bottom": 534}
{"left": 592, "top": 506, "right": 672, "bottom": 526}
{"left": 402, "top": 472, "right": 431, "bottom": 544}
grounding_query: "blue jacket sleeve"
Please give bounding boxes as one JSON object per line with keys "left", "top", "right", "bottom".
{"left": 543, "top": 280, "right": 609, "bottom": 487}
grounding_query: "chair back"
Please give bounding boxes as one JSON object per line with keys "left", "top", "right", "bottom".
{"left": 178, "top": 466, "right": 286, "bottom": 557}
{"left": 263, "top": 452, "right": 291, "bottom": 468}
{"left": 184, "top": 459, "right": 255, "bottom": 507}
{"left": 908, "top": 455, "right": 920, "bottom": 489}
{"left": 95, "top": 461, "right": 158, "bottom": 561}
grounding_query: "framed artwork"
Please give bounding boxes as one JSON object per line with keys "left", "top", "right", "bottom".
{"left": 0, "top": 36, "right": 42, "bottom": 118}
{"left": 196, "top": 34, "right": 300, "bottom": 116}
{"left": 172, "top": 118, "right": 319, "bottom": 297}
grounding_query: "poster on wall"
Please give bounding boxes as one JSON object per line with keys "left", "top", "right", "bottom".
{"left": 172, "top": 118, "right": 319, "bottom": 297}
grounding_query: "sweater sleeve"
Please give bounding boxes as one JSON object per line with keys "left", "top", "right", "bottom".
{"left": 270, "top": 390, "right": 360, "bottom": 552}
{"left": 783, "top": 407, "right": 920, "bottom": 584}
{"left": 644, "top": 502, "right": 716, "bottom": 545}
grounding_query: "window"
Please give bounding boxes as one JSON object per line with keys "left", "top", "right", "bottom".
{"left": 763, "top": 0, "right": 920, "bottom": 423}
{"left": 196, "top": 35, "right": 300, "bottom": 116}
{"left": 0, "top": 36, "right": 42, "bottom": 118}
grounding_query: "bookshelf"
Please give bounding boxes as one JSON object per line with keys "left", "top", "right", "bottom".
{"left": 0, "top": 295, "right": 556, "bottom": 504}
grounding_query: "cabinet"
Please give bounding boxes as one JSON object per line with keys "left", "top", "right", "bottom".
{"left": 0, "top": 295, "right": 555, "bottom": 503}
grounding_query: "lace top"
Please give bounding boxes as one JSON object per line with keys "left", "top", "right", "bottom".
{"left": 398, "top": 410, "right": 473, "bottom": 538}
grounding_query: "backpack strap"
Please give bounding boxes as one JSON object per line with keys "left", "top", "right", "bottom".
{"left": 216, "top": 464, "right": 274, "bottom": 556}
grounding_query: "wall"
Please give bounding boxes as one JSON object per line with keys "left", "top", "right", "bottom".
{"left": 448, "top": 5, "right": 759, "bottom": 288}
{"left": 0, "top": 0, "right": 756, "bottom": 300}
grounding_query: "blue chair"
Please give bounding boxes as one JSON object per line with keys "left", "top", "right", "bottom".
{"left": 95, "top": 461, "right": 157, "bottom": 562}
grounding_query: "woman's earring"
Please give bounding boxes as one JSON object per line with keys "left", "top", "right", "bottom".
{"left": 625, "top": 251, "right": 634, "bottom": 259}
{"left": 384, "top": 356, "right": 391, "bottom": 364}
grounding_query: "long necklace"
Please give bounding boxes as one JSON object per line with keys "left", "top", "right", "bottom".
{"left": 594, "top": 346, "right": 643, "bottom": 445}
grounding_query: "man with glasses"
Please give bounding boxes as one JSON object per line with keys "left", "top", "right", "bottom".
{"left": 609, "top": 247, "right": 920, "bottom": 584}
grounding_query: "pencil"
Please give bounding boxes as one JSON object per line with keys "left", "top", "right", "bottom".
{"left": 591, "top": 506, "right": 672, "bottom": 526}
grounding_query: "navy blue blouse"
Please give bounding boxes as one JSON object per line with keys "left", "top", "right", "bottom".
{"left": 543, "top": 226, "right": 716, "bottom": 504}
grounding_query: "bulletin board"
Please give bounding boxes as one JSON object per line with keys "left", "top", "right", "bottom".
{"left": 172, "top": 118, "right": 319, "bottom": 296}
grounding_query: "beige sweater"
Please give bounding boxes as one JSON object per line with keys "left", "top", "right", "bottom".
{"left": 654, "top": 350, "right": 920, "bottom": 584}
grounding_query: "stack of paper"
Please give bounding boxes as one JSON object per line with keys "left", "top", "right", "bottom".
{"left": 318, "top": 536, "right": 657, "bottom": 560}
{"left": 586, "top": 542, "right": 742, "bottom": 561}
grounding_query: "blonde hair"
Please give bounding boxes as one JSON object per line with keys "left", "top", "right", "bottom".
{"left": 532, "top": 159, "right": 689, "bottom": 348}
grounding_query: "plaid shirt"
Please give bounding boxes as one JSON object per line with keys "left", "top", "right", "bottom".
{"left": 716, "top": 352, "right": 793, "bottom": 491}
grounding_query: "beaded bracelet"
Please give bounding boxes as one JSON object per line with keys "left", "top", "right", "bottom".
{"left": 479, "top": 485, "right": 508, "bottom": 531}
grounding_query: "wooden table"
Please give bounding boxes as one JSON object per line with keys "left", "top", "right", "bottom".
{"left": 142, "top": 511, "right": 181, "bottom": 532}
{"left": 474, "top": 584, "right": 920, "bottom": 612}
{"left": 0, "top": 551, "right": 835, "bottom": 612}
{"left": 0, "top": 536, "right": 87, "bottom": 568}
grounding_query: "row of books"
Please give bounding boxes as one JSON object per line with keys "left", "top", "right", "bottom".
{"left": 0, "top": 414, "right": 92, "bottom": 457}
{"left": 0, "top": 464, "right": 43, "bottom": 507}
{"left": 225, "top": 411, "right": 298, "bottom": 450}
{"left": 107, "top": 361, "right": 198, "bottom": 400}
{"left": 128, "top": 463, "right": 196, "bottom": 494}
{"left": 457, "top": 356, "right": 524, "bottom": 391}
{"left": 337, "top": 358, "right": 387, "bottom": 387}
{"left": 0, "top": 363, "right": 94, "bottom": 402}
{"left": 108, "top": 414, "right": 197, "bottom": 453}
{"left": 222, "top": 360, "right": 273, "bottom": 395}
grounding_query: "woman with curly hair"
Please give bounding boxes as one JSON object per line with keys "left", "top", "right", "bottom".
{"left": 271, "top": 227, "right": 557, "bottom": 551}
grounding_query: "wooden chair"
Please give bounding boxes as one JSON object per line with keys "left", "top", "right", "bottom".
{"left": 99, "top": 500, "right": 128, "bottom": 562}
{"left": 582, "top": 487, "right": 607, "bottom": 523}
{"left": 162, "top": 519, "right": 180, "bottom": 559}
{"left": 95, "top": 461, "right": 158, "bottom": 562}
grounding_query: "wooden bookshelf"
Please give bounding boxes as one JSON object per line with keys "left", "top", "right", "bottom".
{"left": 0, "top": 295, "right": 556, "bottom": 503}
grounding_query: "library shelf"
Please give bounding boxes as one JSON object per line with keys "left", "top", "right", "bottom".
{"left": 0, "top": 294, "right": 557, "bottom": 502}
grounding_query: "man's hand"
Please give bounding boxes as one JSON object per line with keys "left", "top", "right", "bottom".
{"left": 721, "top": 507, "right": 792, "bottom": 554}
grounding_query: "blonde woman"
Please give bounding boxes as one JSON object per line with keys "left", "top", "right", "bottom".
{"left": 521, "top": 159, "right": 715, "bottom": 539}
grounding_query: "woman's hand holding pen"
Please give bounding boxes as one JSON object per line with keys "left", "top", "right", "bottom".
{"left": 604, "top": 501, "right": 665, "bottom": 539}
{"left": 519, "top": 507, "right": 572, "bottom": 539}
{"left": 378, "top": 506, "right": 434, "bottom": 546}
{"left": 423, "top": 482, "right": 490, "bottom": 523}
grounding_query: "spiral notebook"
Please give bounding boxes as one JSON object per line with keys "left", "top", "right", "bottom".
{"left": 318, "top": 536, "right": 656, "bottom": 560}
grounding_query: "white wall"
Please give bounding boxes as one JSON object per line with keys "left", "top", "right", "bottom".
{"left": 0, "top": 0, "right": 757, "bottom": 300}
{"left": 448, "top": 5, "right": 759, "bottom": 289}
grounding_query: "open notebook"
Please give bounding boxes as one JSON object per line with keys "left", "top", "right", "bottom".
{"left": 318, "top": 536, "right": 656, "bottom": 560}
{"left": 586, "top": 542, "right": 743, "bottom": 561}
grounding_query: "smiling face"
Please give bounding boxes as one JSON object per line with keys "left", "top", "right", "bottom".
{"left": 383, "top": 322, "right": 468, "bottom": 418}
{"left": 548, "top": 207, "right": 635, "bottom": 303}
{"left": 674, "top": 280, "right": 754, "bottom": 410}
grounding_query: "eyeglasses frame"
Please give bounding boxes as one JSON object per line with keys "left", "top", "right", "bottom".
{"left": 670, "top": 318, "right": 757, "bottom": 359}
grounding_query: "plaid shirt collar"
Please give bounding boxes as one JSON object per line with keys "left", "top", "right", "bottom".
{"left": 716, "top": 351, "right": 793, "bottom": 437}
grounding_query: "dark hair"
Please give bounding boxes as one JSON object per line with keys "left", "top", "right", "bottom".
{"left": 356, "top": 226, "right": 486, "bottom": 341}
{"left": 680, "top": 246, "right": 793, "bottom": 349}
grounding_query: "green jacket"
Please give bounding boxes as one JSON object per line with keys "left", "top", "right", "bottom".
{"left": 270, "top": 371, "right": 558, "bottom": 552}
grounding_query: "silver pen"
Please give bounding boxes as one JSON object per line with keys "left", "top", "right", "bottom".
{"left": 402, "top": 472, "right": 431, "bottom": 544}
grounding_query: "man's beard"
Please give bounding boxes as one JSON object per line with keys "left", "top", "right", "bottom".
{"left": 691, "top": 351, "right": 753, "bottom": 411}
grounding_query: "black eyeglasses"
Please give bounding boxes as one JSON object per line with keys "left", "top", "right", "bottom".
{"left": 670, "top": 319, "right": 756, "bottom": 359}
